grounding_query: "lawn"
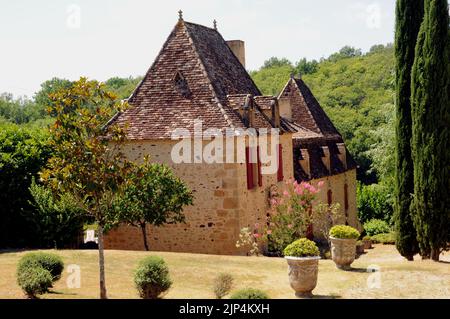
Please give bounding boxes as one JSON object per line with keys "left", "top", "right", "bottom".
{"left": 0, "top": 245, "right": 449, "bottom": 299}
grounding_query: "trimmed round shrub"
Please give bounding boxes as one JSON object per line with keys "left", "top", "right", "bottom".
{"left": 371, "top": 232, "right": 396, "bottom": 244}
{"left": 213, "top": 273, "right": 234, "bottom": 299}
{"left": 17, "top": 265, "right": 53, "bottom": 298}
{"left": 283, "top": 238, "right": 320, "bottom": 257}
{"left": 230, "top": 288, "right": 269, "bottom": 299}
{"left": 329, "top": 225, "right": 360, "bottom": 239}
{"left": 134, "top": 256, "right": 172, "bottom": 299}
{"left": 363, "top": 219, "right": 390, "bottom": 236}
{"left": 363, "top": 235, "right": 372, "bottom": 241}
{"left": 17, "top": 252, "right": 64, "bottom": 282}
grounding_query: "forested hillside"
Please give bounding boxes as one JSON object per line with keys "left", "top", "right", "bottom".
{"left": 251, "top": 44, "right": 395, "bottom": 187}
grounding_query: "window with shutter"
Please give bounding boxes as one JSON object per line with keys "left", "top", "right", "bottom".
{"left": 257, "top": 146, "right": 262, "bottom": 186}
{"left": 245, "top": 147, "right": 254, "bottom": 189}
{"left": 277, "top": 144, "right": 283, "bottom": 182}
{"left": 327, "top": 189, "right": 332, "bottom": 205}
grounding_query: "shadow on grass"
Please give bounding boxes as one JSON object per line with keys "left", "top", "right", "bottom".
{"left": 343, "top": 267, "right": 376, "bottom": 273}
{"left": 47, "top": 290, "right": 77, "bottom": 296}
{"left": 311, "top": 294, "right": 341, "bottom": 299}
{"left": 296, "top": 294, "right": 341, "bottom": 299}
{"left": 437, "top": 260, "right": 450, "bottom": 264}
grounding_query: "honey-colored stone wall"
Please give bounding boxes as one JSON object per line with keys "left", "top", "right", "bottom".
{"left": 104, "top": 133, "right": 294, "bottom": 255}
{"left": 309, "top": 169, "right": 361, "bottom": 237}
{"left": 104, "top": 134, "right": 359, "bottom": 254}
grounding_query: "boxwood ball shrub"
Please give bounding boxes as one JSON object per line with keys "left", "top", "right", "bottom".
{"left": 371, "top": 232, "right": 396, "bottom": 245}
{"left": 230, "top": 288, "right": 269, "bottom": 299}
{"left": 283, "top": 238, "right": 320, "bottom": 257}
{"left": 17, "top": 262, "right": 53, "bottom": 298}
{"left": 17, "top": 252, "right": 64, "bottom": 283}
{"left": 134, "top": 256, "right": 172, "bottom": 299}
{"left": 329, "top": 225, "right": 360, "bottom": 239}
{"left": 363, "top": 219, "right": 390, "bottom": 236}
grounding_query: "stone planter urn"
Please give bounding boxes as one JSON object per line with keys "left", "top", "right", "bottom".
{"left": 330, "top": 237, "right": 357, "bottom": 270}
{"left": 285, "top": 256, "right": 320, "bottom": 298}
{"left": 363, "top": 239, "right": 372, "bottom": 250}
{"left": 356, "top": 242, "right": 365, "bottom": 255}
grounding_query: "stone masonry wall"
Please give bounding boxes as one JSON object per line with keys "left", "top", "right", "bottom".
{"left": 104, "top": 133, "right": 294, "bottom": 255}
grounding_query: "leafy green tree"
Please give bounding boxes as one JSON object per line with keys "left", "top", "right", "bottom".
{"left": 327, "top": 46, "right": 362, "bottom": 62}
{"left": 393, "top": 0, "right": 423, "bottom": 261}
{"left": 294, "top": 58, "right": 318, "bottom": 76}
{"left": 40, "top": 78, "right": 133, "bottom": 298}
{"left": 0, "top": 93, "right": 46, "bottom": 124}
{"left": 357, "top": 183, "right": 394, "bottom": 224}
{"left": 34, "top": 77, "right": 73, "bottom": 111}
{"left": 28, "top": 179, "right": 88, "bottom": 248}
{"left": 113, "top": 159, "right": 193, "bottom": 251}
{"left": 262, "top": 57, "right": 293, "bottom": 69}
{"left": 410, "top": 0, "right": 450, "bottom": 261}
{"left": 104, "top": 76, "right": 142, "bottom": 100}
{"left": 0, "top": 122, "right": 52, "bottom": 248}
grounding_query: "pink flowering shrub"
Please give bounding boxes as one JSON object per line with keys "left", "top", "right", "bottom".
{"left": 237, "top": 179, "right": 343, "bottom": 256}
{"left": 257, "top": 179, "right": 320, "bottom": 254}
{"left": 254, "top": 179, "right": 341, "bottom": 255}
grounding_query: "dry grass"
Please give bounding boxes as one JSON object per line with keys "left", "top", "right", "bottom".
{"left": 1, "top": 245, "right": 449, "bottom": 299}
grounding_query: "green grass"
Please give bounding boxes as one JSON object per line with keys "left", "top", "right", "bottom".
{"left": 0, "top": 245, "right": 449, "bottom": 299}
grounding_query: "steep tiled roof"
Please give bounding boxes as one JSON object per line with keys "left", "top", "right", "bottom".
{"left": 278, "top": 77, "right": 357, "bottom": 180}
{"left": 292, "top": 137, "right": 357, "bottom": 181}
{"left": 279, "top": 77, "right": 341, "bottom": 138}
{"left": 109, "top": 20, "right": 269, "bottom": 140}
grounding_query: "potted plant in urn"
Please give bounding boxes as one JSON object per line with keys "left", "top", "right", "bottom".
{"left": 329, "top": 225, "right": 360, "bottom": 270}
{"left": 283, "top": 238, "right": 320, "bottom": 298}
{"left": 362, "top": 235, "right": 372, "bottom": 249}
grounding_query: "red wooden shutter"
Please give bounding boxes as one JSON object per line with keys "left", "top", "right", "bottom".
{"left": 344, "top": 184, "right": 349, "bottom": 210}
{"left": 257, "top": 146, "right": 262, "bottom": 186}
{"left": 245, "top": 147, "right": 254, "bottom": 189}
{"left": 277, "top": 144, "right": 283, "bottom": 182}
{"left": 327, "top": 189, "right": 333, "bottom": 205}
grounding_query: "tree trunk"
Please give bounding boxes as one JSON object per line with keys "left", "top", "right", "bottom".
{"left": 431, "top": 248, "right": 440, "bottom": 261}
{"left": 140, "top": 222, "right": 149, "bottom": 251}
{"left": 97, "top": 225, "right": 107, "bottom": 299}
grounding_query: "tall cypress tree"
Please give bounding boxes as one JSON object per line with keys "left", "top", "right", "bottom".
{"left": 411, "top": 0, "right": 450, "bottom": 261}
{"left": 393, "top": 0, "right": 423, "bottom": 261}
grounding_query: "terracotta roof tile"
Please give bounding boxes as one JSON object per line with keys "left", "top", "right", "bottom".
{"left": 109, "top": 20, "right": 270, "bottom": 139}
{"left": 279, "top": 78, "right": 341, "bottom": 138}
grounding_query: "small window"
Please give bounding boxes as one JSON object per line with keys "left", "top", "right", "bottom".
{"left": 246, "top": 146, "right": 261, "bottom": 189}
{"left": 173, "top": 71, "right": 191, "bottom": 98}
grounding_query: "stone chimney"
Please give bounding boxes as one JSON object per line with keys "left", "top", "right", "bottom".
{"left": 321, "top": 146, "right": 331, "bottom": 173}
{"left": 277, "top": 97, "right": 292, "bottom": 120}
{"left": 271, "top": 99, "right": 281, "bottom": 128}
{"left": 241, "top": 94, "right": 254, "bottom": 128}
{"left": 337, "top": 143, "right": 347, "bottom": 169}
{"left": 299, "top": 149, "right": 310, "bottom": 178}
{"left": 226, "top": 40, "right": 246, "bottom": 68}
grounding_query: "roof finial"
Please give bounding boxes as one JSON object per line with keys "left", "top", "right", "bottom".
{"left": 213, "top": 19, "right": 217, "bottom": 30}
{"left": 178, "top": 10, "right": 183, "bottom": 21}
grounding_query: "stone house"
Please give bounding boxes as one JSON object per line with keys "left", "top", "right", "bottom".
{"left": 104, "top": 16, "right": 360, "bottom": 254}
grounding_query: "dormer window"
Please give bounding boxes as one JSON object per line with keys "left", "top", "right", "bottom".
{"left": 173, "top": 71, "right": 191, "bottom": 98}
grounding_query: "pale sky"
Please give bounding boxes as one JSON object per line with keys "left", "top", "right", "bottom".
{"left": 0, "top": 0, "right": 395, "bottom": 97}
